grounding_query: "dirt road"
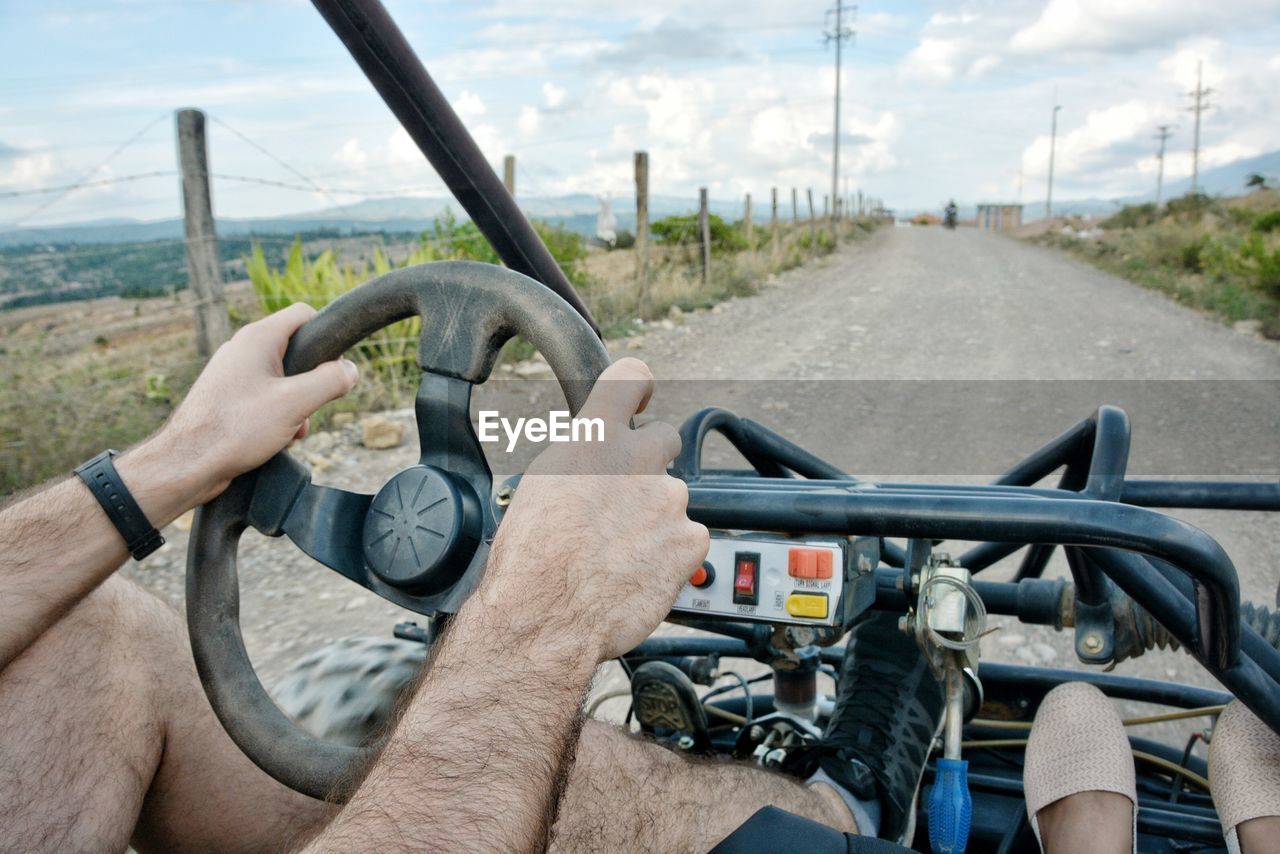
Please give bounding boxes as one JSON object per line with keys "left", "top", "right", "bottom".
{"left": 129, "top": 225, "right": 1280, "bottom": 735}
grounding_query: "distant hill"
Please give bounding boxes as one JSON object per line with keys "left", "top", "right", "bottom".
{"left": 897, "top": 149, "right": 1280, "bottom": 222}
{"left": 0, "top": 193, "right": 743, "bottom": 249}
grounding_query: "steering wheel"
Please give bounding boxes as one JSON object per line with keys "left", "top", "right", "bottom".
{"left": 186, "top": 261, "right": 610, "bottom": 800}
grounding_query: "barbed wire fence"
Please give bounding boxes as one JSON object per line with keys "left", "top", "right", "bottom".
{"left": 0, "top": 107, "right": 884, "bottom": 496}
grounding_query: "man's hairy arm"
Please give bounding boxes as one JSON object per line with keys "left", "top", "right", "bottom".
{"left": 311, "top": 554, "right": 597, "bottom": 852}
{"left": 301, "top": 359, "right": 710, "bottom": 852}
{"left": 0, "top": 303, "right": 356, "bottom": 672}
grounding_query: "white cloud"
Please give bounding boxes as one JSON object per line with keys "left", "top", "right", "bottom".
{"left": 332, "top": 138, "right": 368, "bottom": 171}
{"left": 900, "top": 38, "right": 963, "bottom": 83}
{"left": 388, "top": 127, "right": 420, "bottom": 165}
{"left": 452, "top": 91, "right": 487, "bottom": 119}
{"left": 542, "top": 81, "right": 567, "bottom": 109}
{"left": 1011, "top": 0, "right": 1280, "bottom": 54}
{"left": 0, "top": 150, "right": 55, "bottom": 189}
{"left": 518, "top": 105, "right": 541, "bottom": 135}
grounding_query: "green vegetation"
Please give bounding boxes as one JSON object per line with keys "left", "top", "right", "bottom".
{"left": 651, "top": 213, "right": 747, "bottom": 252}
{"left": 2, "top": 210, "right": 878, "bottom": 497}
{"left": 1032, "top": 189, "right": 1280, "bottom": 337}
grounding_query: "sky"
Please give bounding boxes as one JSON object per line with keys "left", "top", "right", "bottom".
{"left": 1, "top": 0, "right": 1279, "bottom": 226}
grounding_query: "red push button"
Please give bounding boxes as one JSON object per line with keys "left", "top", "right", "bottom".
{"left": 690, "top": 561, "right": 714, "bottom": 589}
{"left": 732, "top": 552, "right": 760, "bottom": 605}
{"left": 789, "top": 548, "right": 833, "bottom": 580}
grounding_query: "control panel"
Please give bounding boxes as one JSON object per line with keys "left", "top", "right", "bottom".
{"left": 671, "top": 533, "right": 846, "bottom": 626}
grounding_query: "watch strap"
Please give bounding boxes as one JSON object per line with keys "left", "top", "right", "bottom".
{"left": 75, "top": 450, "right": 165, "bottom": 560}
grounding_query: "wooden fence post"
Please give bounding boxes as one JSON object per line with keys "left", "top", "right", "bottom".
{"left": 806, "top": 188, "right": 817, "bottom": 259}
{"left": 791, "top": 187, "right": 799, "bottom": 224}
{"left": 634, "top": 151, "right": 649, "bottom": 308}
{"left": 175, "top": 108, "right": 230, "bottom": 359}
{"left": 770, "top": 187, "right": 779, "bottom": 256}
{"left": 744, "top": 193, "right": 753, "bottom": 245}
{"left": 503, "top": 154, "right": 516, "bottom": 195}
{"left": 699, "top": 187, "right": 711, "bottom": 285}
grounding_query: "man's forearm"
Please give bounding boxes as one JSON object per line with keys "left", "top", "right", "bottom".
{"left": 0, "top": 435, "right": 212, "bottom": 670}
{"left": 302, "top": 592, "right": 598, "bottom": 853}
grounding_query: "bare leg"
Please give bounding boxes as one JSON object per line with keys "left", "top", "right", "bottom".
{"left": 1034, "top": 791, "right": 1132, "bottom": 854}
{"left": 1237, "top": 816, "right": 1280, "bottom": 853}
{"left": 0, "top": 575, "right": 332, "bottom": 852}
{"left": 550, "top": 719, "right": 855, "bottom": 853}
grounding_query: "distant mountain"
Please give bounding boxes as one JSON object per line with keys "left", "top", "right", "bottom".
{"left": 0, "top": 192, "right": 742, "bottom": 249}
{"left": 1021, "top": 149, "right": 1280, "bottom": 221}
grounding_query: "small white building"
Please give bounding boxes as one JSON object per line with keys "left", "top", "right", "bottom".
{"left": 976, "top": 204, "right": 1023, "bottom": 231}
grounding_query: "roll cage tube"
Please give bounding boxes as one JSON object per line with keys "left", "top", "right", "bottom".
{"left": 309, "top": 0, "right": 599, "bottom": 335}
{"left": 675, "top": 404, "right": 1280, "bottom": 737}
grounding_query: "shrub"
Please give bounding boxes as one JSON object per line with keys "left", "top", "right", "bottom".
{"left": 1179, "top": 235, "right": 1210, "bottom": 272}
{"left": 650, "top": 213, "right": 747, "bottom": 252}
{"left": 245, "top": 212, "right": 592, "bottom": 411}
{"left": 1252, "top": 210, "right": 1280, "bottom": 234}
{"left": 1102, "top": 203, "right": 1157, "bottom": 230}
{"left": 1166, "top": 193, "right": 1217, "bottom": 222}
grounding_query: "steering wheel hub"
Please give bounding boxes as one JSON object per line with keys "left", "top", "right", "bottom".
{"left": 363, "top": 465, "right": 480, "bottom": 594}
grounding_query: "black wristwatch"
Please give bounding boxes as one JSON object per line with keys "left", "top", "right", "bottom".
{"left": 74, "top": 450, "right": 165, "bottom": 561}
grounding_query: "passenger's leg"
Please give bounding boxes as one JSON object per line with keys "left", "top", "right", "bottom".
{"left": 1024, "top": 682, "right": 1134, "bottom": 854}
{"left": 1209, "top": 700, "right": 1280, "bottom": 854}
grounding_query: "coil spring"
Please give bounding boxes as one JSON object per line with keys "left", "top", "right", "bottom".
{"left": 1112, "top": 598, "right": 1280, "bottom": 665}
{"left": 1242, "top": 601, "right": 1280, "bottom": 651}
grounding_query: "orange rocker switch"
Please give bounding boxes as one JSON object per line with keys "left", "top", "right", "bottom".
{"left": 788, "top": 548, "right": 833, "bottom": 580}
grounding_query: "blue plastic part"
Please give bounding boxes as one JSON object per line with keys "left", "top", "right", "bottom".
{"left": 929, "top": 757, "right": 972, "bottom": 854}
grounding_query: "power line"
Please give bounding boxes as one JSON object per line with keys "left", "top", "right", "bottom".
{"left": 0, "top": 171, "right": 176, "bottom": 199}
{"left": 12, "top": 113, "right": 168, "bottom": 226}
{"left": 1154, "top": 124, "right": 1174, "bottom": 206}
{"left": 1186, "top": 60, "right": 1213, "bottom": 195}
{"left": 210, "top": 172, "right": 444, "bottom": 198}
{"left": 208, "top": 114, "right": 339, "bottom": 206}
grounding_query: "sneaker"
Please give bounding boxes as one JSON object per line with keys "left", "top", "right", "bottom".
{"left": 630, "top": 661, "right": 709, "bottom": 742}
{"left": 815, "top": 610, "right": 945, "bottom": 843}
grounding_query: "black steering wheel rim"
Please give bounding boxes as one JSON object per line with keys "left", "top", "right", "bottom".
{"left": 186, "top": 260, "right": 610, "bottom": 800}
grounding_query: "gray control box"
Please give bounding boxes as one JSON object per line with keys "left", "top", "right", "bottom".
{"left": 671, "top": 533, "right": 846, "bottom": 626}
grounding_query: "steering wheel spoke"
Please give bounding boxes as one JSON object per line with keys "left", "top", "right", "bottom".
{"left": 415, "top": 371, "right": 490, "bottom": 478}
{"left": 244, "top": 452, "right": 374, "bottom": 586}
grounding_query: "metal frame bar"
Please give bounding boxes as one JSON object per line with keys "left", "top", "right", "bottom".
{"left": 675, "top": 403, "right": 1280, "bottom": 736}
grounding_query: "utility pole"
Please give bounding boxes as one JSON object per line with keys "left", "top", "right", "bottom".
{"left": 1045, "top": 90, "right": 1061, "bottom": 220}
{"left": 1186, "top": 61, "right": 1213, "bottom": 195}
{"left": 1153, "top": 125, "right": 1173, "bottom": 206}
{"left": 502, "top": 154, "right": 515, "bottom": 196}
{"left": 770, "top": 187, "right": 779, "bottom": 256}
{"left": 825, "top": 0, "right": 855, "bottom": 245}
{"left": 175, "top": 108, "right": 230, "bottom": 359}
{"left": 634, "top": 151, "right": 649, "bottom": 305}
{"left": 699, "top": 187, "right": 711, "bottom": 285}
